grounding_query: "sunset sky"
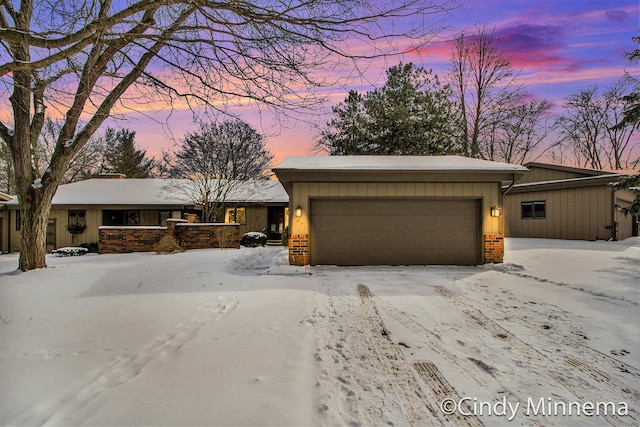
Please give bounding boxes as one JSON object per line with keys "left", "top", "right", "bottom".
{"left": 108, "top": 0, "right": 639, "bottom": 164}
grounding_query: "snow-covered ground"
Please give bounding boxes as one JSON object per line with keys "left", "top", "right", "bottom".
{"left": 0, "top": 238, "right": 638, "bottom": 426}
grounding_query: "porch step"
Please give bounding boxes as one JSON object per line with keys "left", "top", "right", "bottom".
{"left": 266, "top": 240, "right": 283, "bottom": 246}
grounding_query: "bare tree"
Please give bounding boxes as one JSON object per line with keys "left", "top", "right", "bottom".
{"left": 484, "top": 97, "right": 555, "bottom": 164}
{"left": 165, "top": 119, "right": 273, "bottom": 222}
{"left": 39, "top": 119, "right": 106, "bottom": 183}
{"left": 0, "top": 0, "right": 455, "bottom": 270}
{"left": 553, "top": 79, "right": 638, "bottom": 170}
{"left": 449, "top": 25, "right": 521, "bottom": 158}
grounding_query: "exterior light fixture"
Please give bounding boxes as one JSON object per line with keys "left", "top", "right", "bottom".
{"left": 490, "top": 206, "right": 502, "bottom": 217}
{"left": 295, "top": 206, "right": 302, "bottom": 217}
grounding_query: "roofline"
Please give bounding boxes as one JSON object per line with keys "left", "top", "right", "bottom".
{"left": 275, "top": 168, "right": 527, "bottom": 195}
{"left": 504, "top": 174, "right": 625, "bottom": 193}
{"left": 523, "top": 162, "right": 616, "bottom": 177}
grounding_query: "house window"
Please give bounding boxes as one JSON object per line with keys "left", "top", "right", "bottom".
{"left": 521, "top": 201, "right": 546, "bottom": 219}
{"left": 103, "top": 210, "right": 140, "bottom": 226}
{"left": 159, "top": 211, "right": 182, "bottom": 226}
{"left": 15, "top": 210, "right": 21, "bottom": 230}
{"left": 225, "top": 207, "right": 246, "bottom": 225}
{"left": 68, "top": 210, "right": 86, "bottom": 226}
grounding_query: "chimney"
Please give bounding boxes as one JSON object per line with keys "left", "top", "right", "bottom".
{"left": 96, "top": 173, "right": 127, "bottom": 179}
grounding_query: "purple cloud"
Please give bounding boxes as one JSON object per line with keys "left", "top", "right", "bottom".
{"left": 493, "top": 24, "right": 594, "bottom": 72}
{"left": 605, "top": 9, "right": 630, "bottom": 24}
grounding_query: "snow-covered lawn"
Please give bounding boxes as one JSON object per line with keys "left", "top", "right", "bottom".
{"left": 1, "top": 238, "right": 638, "bottom": 426}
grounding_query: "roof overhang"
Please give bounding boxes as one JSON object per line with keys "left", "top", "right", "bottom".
{"left": 274, "top": 156, "right": 528, "bottom": 194}
{"left": 504, "top": 174, "right": 625, "bottom": 194}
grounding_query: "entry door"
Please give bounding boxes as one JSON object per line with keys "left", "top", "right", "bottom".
{"left": 46, "top": 219, "right": 56, "bottom": 252}
{"left": 268, "top": 207, "right": 285, "bottom": 240}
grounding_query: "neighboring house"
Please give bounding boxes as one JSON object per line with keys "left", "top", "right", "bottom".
{"left": 0, "top": 191, "right": 14, "bottom": 254}
{"left": 3, "top": 176, "right": 288, "bottom": 253}
{"left": 274, "top": 155, "right": 527, "bottom": 266}
{"left": 504, "top": 162, "right": 638, "bottom": 241}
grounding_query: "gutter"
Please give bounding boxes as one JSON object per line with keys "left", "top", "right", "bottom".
{"left": 502, "top": 173, "right": 517, "bottom": 195}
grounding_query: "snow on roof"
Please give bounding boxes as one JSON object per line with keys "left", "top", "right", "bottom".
{"left": 509, "top": 174, "right": 625, "bottom": 189}
{"left": 274, "top": 155, "right": 528, "bottom": 172}
{"left": 6, "top": 179, "right": 288, "bottom": 206}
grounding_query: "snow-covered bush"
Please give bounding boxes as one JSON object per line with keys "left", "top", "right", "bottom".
{"left": 241, "top": 232, "right": 267, "bottom": 247}
{"left": 51, "top": 247, "right": 89, "bottom": 257}
{"left": 78, "top": 242, "right": 98, "bottom": 253}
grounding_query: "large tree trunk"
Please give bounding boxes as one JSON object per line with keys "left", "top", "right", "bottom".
{"left": 17, "top": 185, "right": 56, "bottom": 271}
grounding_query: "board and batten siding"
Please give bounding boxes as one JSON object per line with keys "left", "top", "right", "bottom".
{"left": 516, "top": 167, "right": 591, "bottom": 185}
{"left": 9, "top": 208, "right": 167, "bottom": 251}
{"left": 504, "top": 186, "right": 614, "bottom": 240}
{"left": 289, "top": 181, "right": 503, "bottom": 239}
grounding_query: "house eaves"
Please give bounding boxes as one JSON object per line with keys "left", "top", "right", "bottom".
{"left": 523, "top": 162, "right": 618, "bottom": 177}
{"left": 275, "top": 155, "right": 528, "bottom": 194}
{"left": 504, "top": 174, "right": 625, "bottom": 194}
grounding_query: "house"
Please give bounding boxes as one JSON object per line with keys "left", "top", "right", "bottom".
{"left": 503, "top": 162, "right": 638, "bottom": 241}
{"left": 3, "top": 176, "right": 288, "bottom": 252}
{"left": 0, "top": 191, "right": 13, "bottom": 254}
{"left": 273, "top": 155, "right": 528, "bottom": 266}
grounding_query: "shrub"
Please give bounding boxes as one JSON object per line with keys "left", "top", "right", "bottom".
{"left": 281, "top": 226, "right": 289, "bottom": 247}
{"left": 215, "top": 227, "right": 237, "bottom": 249}
{"left": 78, "top": 242, "right": 99, "bottom": 253}
{"left": 241, "top": 231, "right": 267, "bottom": 247}
{"left": 52, "top": 247, "right": 88, "bottom": 257}
{"left": 154, "top": 235, "right": 184, "bottom": 254}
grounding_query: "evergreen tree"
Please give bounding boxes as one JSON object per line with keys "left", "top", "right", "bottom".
{"left": 101, "top": 128, "right": 153, "bottom": 178}
{"left": 317, "top": 63, "right": 462, "bottom": 155}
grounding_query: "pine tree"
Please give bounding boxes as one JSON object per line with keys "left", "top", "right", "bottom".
{"left": 101, "top": 128, "right": 153, "bottom": 178}
{"left": 317, "top": 63, "right": 462, "bottom": 155}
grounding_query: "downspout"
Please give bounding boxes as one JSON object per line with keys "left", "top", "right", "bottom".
{"left": 502, "top": 173, "right": 517, "bottom": 195}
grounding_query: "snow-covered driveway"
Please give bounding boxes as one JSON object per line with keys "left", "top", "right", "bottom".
{"left": 1, "top": 238, "right": 639, "bottom": 425}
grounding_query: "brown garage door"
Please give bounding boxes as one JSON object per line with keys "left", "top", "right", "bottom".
{"left": 310, "top": 198, "right": 480, "bottom": 265}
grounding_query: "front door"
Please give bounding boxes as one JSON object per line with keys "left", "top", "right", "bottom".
{"left": 268, "top": 207, "right": 285, "bottom": 240}
{"left": 46, "top": 219, "right": 56, "bottom": 252}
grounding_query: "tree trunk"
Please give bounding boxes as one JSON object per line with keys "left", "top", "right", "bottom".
{"left": 18, "top": 188, "right": 55, "bottom": 271}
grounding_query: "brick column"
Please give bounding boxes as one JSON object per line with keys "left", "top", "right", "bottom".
{"left": 166, "top": 218, "right": 187, "bottom": 237}
{"left": 289, "top": 234, "right": 309, "bottom": 266}
{"left": 483, "top": 234, "right": 504, "bottom": 263}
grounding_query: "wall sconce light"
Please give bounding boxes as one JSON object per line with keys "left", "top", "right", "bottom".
{"left": 295, "top": 206, "right": 302, "bottom": 217}
{"left": 490, "top": 206, "right": 502, "bottom": 217}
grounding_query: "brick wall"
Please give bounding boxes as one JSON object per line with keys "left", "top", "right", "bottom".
{"left": 99, "top": 221, "right": 239, "bottom": 254}
{"left": 483, "top": 234, "right": 504, "bottom": 263}
{"left": 176, "top": 224, "right": 240, "bottom": 250}
{"left": 288, "top": 234, "right": 308, "bottom": 266}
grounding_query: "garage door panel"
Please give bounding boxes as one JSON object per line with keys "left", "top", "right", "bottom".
{"left": 310, "top": 198, "right": 480, "bottom": 265}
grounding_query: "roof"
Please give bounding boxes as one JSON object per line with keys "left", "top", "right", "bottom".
{"left": 277, "top": 155, "right": 528, "bottom": 172}
{"left": 523, "top": 162, "right": 626, "bottom": 177}
{"left": 0, "top": 191, "right": 14, "bottom": 203}
{"left": 274, "top": 155, "right": 528, "bottom": 193}
{"left": 6, "top": 179, "right": 288, "bottom": 207}
{"left": 505, "top": 174, "right": 626, "bottom": 194}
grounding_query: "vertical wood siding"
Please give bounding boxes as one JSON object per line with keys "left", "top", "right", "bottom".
{"left": 504, "top": 186, "right": 614, "bottom": 240}
{"left": 290, "top": 182, "right": 502, "bottom": 240}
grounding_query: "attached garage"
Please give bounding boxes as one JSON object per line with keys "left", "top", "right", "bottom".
{"left": 273, "top": 156, "right": 527, "bottom": 266}
{"left": 310, "top": 198, "right": 480, "bottom": 265}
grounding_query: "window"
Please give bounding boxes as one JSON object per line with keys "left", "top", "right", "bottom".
{"left": 521, "top": 201, "right": 546, "bottom": 219}
{"left": 68, "top": 210, "right": 86, "bottom": 226}
{"left": 158, "top": 211, "right": 181, "bottom": 226}
{"left": 103, "top": 210, "right": 140, "bottom": 226}
{"left": 225, "top": 207, "right": 246, "bottom": 225}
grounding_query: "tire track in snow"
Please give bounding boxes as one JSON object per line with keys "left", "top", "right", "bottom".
{"left": 356, "top": 284, "right": 440, "bottom": 426}
{"left": 432, "top": 286, "right": 639, "bottom": 426}
{"left": 412, "top": 361, "right": 483, "bottom": 427}
{"left": 10, "top": 293, "right": 242, "bottom": 426}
